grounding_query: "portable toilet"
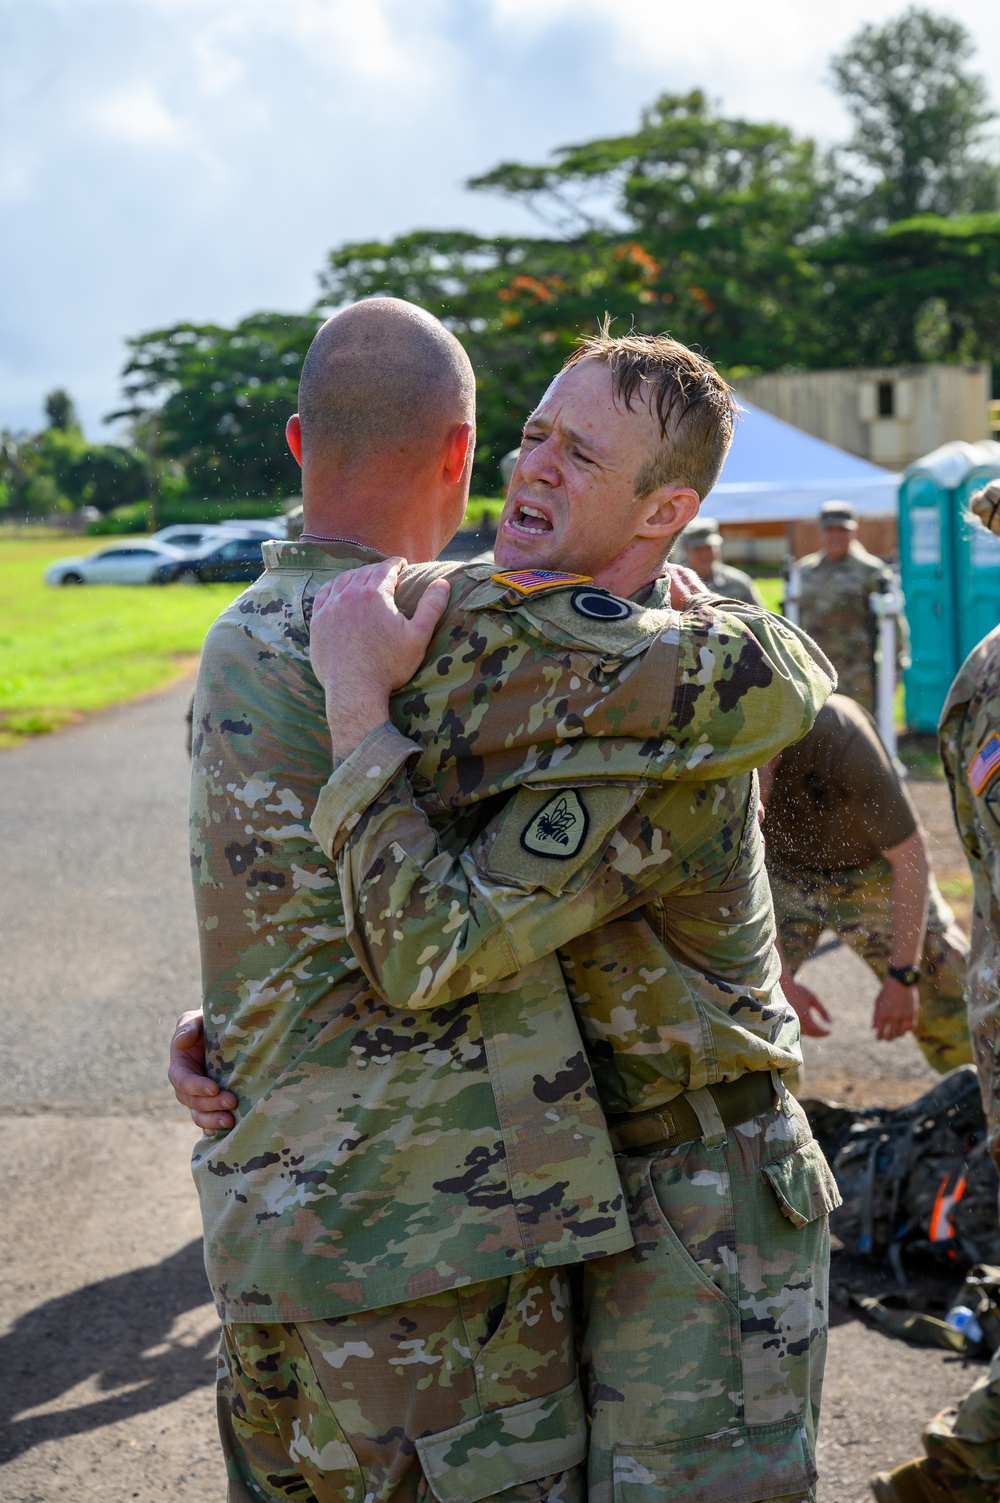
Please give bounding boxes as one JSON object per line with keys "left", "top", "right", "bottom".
{"left": 899, "top": 440, "right": 1000, "bottom": 731}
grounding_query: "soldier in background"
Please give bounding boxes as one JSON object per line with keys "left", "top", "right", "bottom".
{"left": 761, "top": 693, "right": 970, "bottom": 1076}
{"left": 679, "top": 514, "right": 764, "bottom": 605}
{"left": 873, "top": 480, "right": 1000, "bottom": 1503}
{"left": 796, "top": 500, "right": 909, "bottom": 712}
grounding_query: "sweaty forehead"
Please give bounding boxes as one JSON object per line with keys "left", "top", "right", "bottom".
{"left": 528, "top": 365, "right": 649, "bottom": 452}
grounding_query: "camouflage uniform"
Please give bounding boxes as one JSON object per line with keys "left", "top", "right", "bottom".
{"left": 904, "top": 624, "right": 1000, "bottom": 1503}
{"left": 192, "top": 543, "right": 834, "bottom": 1499}
{"left": 766, "top": 694, "right": 970, "bottom": 1076}
{"left": 312, "top": 573, "right": 840, "bottom": 1500}
{"left": 797, "top": 539, "right": 909, "bottom": 712}
{"left": 770, "top": 869, "right": 970, "bottom": 1075}
{"left": 218, "top": 1270, "right": 584, "bottom": 1503}
{"left": 699, "top": 559, "right": 764, "bottom": 607}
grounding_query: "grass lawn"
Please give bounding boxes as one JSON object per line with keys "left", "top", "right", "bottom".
{"left": 0, "top": 538, "right": 243, "bottom": 747}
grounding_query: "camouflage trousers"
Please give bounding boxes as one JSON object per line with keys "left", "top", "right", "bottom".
{"left": 919, "top": 1343, "right": 1000, "bottom": 1502}
{"left": 770, "top": 860, "right": 971, "bottom": 1075}
{"left": 217, "top": 1269, "right": 585, "bottom": 1503}
{"left": 581, "top": 1093, "right": 837, "bottom": 1503}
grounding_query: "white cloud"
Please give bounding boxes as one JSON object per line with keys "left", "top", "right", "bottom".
{"left": 89, "top": 81, "right": 191, "bottom": 147}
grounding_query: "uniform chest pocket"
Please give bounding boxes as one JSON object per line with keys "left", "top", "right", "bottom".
{"left": 476, "top": 784, "right": 642, "bottom": 897}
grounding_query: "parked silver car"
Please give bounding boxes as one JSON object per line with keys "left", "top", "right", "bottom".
{"left": 44, "top": 540, "right": 184, "bottom": 586}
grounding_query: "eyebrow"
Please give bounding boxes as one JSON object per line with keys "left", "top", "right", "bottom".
{"left": 559, "top": 421, "right": 611, "bottom": 464}
{"left": 524, "top": 413, "right": 612, "bottom": 464}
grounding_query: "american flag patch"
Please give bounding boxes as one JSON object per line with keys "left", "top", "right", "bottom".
{"left": 968, "top": 733, "right": 1000, "bottom": 794}
{"left": 491, "top": 569, "right": 593, "bottom": 596}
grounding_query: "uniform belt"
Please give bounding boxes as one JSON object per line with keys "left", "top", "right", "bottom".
{"left": 606, "top": 1071, "right": 778, "bottom": 1156}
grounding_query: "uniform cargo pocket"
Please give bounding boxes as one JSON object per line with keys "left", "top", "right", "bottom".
{"left": 415, "top": 1377, "right": 586, "bottom": 1503}
{"left": 763, "top": 1138, "right": 842, "bottom": 1229}
{"left": 612, "top": 1417, "right": 816, "bottom": 1503}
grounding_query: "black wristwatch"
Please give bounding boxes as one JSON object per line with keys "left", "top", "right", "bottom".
{"left": 888, "top": 964, "right": 921, "bottom": 987}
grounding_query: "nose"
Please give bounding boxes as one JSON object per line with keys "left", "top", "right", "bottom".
{"left": 517, "top": 437, "right": 558, "bottom": 487}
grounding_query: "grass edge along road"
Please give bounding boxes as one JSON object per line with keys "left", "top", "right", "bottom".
{"left": 0, "top": 538, "right": 243, "bottom": 747}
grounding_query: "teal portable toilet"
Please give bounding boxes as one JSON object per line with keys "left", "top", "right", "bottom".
{"left": 900, "top": 441, "right": 1000, "bottom": 731}
{"left": 899, "top": 465, "right": 958, "bottom": 732}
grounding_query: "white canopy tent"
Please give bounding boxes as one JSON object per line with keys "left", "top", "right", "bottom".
{"left": 705, "top": 401, "right": 899, "bottom": 522}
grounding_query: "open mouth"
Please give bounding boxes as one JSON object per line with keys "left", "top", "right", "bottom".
{"left": 505, "top": 502, "right": 554, "bottom": 537}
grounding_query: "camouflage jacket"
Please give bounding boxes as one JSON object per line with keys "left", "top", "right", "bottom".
{"left": 796, "top": 540, "right": 909, "bottom": 711}
{"left": 701, "top": 560, "right": 763, "bottom": 607}
{"left": 315, "top": 729, "right": 799, "bottom": 1117}
{"left": 939, "top": 624, "right": 1000, "bottom": 1154}
{"left": 191, "top": 543, "right": 832, "bottom": 1321}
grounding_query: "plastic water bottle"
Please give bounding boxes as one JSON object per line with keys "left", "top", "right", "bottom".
{"left": 946, "top": 1305, "right": 984, "bottom": 1345}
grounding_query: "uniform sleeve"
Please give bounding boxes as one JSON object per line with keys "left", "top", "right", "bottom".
{"left": 311, "top": 740, "right": 705, "bottom": 1010}
{"left": 939, "top": 707, "right": 982, "bottom": 870}
{"left": 839, "top": 720, "right": 917, "bottom": 851}
{"left": 661, "top": 602, "right": 836, "bottom": 778}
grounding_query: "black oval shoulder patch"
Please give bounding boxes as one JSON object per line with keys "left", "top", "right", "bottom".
{"left": 520, "top": 791, "right": 589, "bottom": 859}
{"left": 570, "top": 588, "right": 632, "bottom": 622}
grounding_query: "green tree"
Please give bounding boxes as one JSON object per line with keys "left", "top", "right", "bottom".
{"left": 831, "top": 7, "right": 1000, "bottom": 225}
{"left": 43, "top": 388, "right": 79, "bottom": 432}
{"left": 815, "top": 212, "right": 1000, "bottom": 368}
{"left": 116, "top": 312, "right": 321, "bottom": 498}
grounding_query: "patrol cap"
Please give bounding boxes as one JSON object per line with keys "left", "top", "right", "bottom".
{"left": 681, "top": 515, "right": 723, "bottom": 548}
{"left": 819, "top": 501, "right": 858, "bottom": 530}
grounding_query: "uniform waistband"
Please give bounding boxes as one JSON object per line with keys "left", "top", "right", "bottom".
{"left": 606, "top": 1071, "right": 780, "bottom": 1156}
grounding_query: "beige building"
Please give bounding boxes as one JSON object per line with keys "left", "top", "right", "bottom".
{"left": 733, "top": 363, "right": 991, "bottom": 470}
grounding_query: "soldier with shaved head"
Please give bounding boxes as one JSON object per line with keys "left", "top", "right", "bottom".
{"left": 173, "top": 301, "right": 836, "bottom": 1502}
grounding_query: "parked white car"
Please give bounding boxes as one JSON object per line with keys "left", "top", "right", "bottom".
{"left": 45, "top": 540, "right": 185, "bottom": 586}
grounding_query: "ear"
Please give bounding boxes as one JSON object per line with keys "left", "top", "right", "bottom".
{"left": 286, "top": 414, "right": 303, "bottom": 467}
{"left": 634, "top": 484, "right": 700, "bottom": 542}
{"left": 443, "top": 422, "right": 474, "bottom": 484}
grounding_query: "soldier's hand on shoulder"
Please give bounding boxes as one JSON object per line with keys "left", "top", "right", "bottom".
{"left": 310, "top": 559, "right": 451, "bottom": 758}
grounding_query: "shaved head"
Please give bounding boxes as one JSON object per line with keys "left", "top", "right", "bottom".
{"left": 298, "top": 298, "right": 475, "bottom": 471}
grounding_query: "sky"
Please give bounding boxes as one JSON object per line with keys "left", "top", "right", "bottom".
{"left": 2, "top": 0, "right": 999, "bottom": 439}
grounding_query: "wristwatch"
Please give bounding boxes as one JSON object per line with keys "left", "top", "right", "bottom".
{"left": 887, "top": 964, "right": 921, "bottom": 987}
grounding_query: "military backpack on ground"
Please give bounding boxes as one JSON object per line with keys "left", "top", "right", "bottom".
{"left": 804, "top": 1067, "right": 1000, "bottom": 1277}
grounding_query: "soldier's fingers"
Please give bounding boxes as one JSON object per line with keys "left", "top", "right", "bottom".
{"left": 971, "top": 480, "right": 1000, "bottom": 537}
{"left": 191, "top": 1106, "right": 235, "bottom": 1133}
{"left": 172, "top": 1008, "right": 203, "bottom": 1045}
{"left": 409, "top": 578, "right": 451, "bottom": 644}
{"left": 169, "top": 1061, "right": 236, "bottom": 1109}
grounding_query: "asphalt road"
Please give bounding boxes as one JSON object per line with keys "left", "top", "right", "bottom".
{"left": 0, "top": 680, "right": 978, "bottom": 1501}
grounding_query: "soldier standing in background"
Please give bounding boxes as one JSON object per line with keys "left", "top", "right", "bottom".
{"left": 872, "top": 479, "right": 1000, "bottom": 1503}
{"left": 796, "top": 500, "right": 909, "bottom": 713}
{"left": 679, "top": 514, "right": 764, "bottom": 605}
